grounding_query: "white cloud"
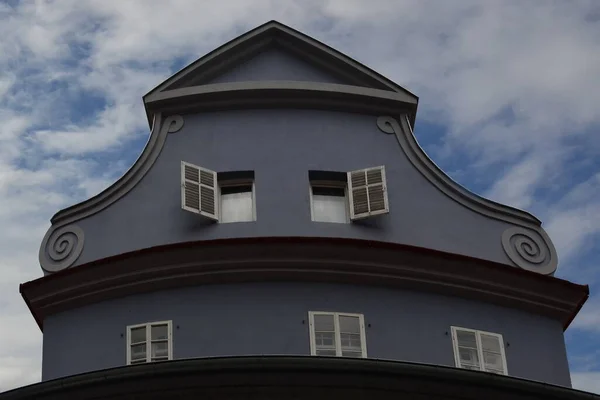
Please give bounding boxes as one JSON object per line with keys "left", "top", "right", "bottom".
{"left": 546, "top": 172, "right": 600, "bottom": 267}
{"left": 572, "top": 372, "right": 600, "bottom": 394}
{"left": 570, "top": 297, "right": 600, "bottom": 333}
{"left": 0, "top": 0, "right": 599, "bottom": 394}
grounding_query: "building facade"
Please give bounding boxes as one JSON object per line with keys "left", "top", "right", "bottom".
{"left": 2, "top": 21, "right": 596, "bottom": 400}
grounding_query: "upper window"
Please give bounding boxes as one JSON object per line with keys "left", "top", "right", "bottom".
{"left": 310, "top": 184, "right": 349, "bottom": 223}
{"left": 220, "top": 182, "right": 255, "bottom": 223}
{"left": 181, "top": 162, "right": 255, "bottom": 223}
{"left": 451, "top": 326, "right": 507, "bottom": 375}
{"left": 309, "top": 166, "right": 389, "bottom": 223}
{"left": 127, "top": 321, "right": 173, "bottom": 365}
{"left": 308, "top": 311, "right": 367, "bottom": 358}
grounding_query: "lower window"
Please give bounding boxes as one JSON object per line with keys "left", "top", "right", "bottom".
{"left": 127, "top": 321, "right": 173, "bottom": 365}
{"left": 308, "top": 311, "right": 367, "bottom": 358}
{"left": 451, "top": 326, "right": 507, "bottom": 375}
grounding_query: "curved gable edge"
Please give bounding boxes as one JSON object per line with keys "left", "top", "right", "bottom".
{"left": 38, "top": 111, "right": 558, "bottom": 276}
{"left": 39, "top": 113, "right": 184, "bottom": 273}
{"left": 378, "top": 115, "right": 558, "bottom": 275}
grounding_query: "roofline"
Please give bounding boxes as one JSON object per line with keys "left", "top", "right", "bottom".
{"left": 386, "top": 116, "right": 541, "bottom": 225}
{"left": 141, "top": 20, "right": 419, "bottom": 130}
{"left": 1, "top": 356, "right": 598, "bottom": 399}
{"left": 563, "top": 285, "right": 590, "bottom": 330}
{"left": 143, "top": 20, "right": 417, "bottom": 103}
{"left": 25, "top": 236, "right": 589, "bottom": 332}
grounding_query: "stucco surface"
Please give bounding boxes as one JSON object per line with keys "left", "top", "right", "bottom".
{"left": 72, "top": 108, "right": 514, "bottom": 267}
{"left": 207, "top": 47, "right": 351, "bottom": 85}
{"left": 42, "top": 282, "right": 572, "bottom": 386}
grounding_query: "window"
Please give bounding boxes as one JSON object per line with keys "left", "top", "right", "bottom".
{"left": 181, "top": 162, "right": 255, "bottom": 223}
{"left": 127, "top": 321, "right": 173, "bottom": 365}
{"left": 308, "top": 312, "right": 367, "bottom": 358}
{"left": 451, "top": 326, "right": 507, "bottom": 375}
{"left": 310, "top": 185, "right": 349, "bottom": 223}
{"left": 220, "top": 183, "right": 255, "bottom": 223}
{"left": 308, "top": 167, "right": 389, "bottom": 223}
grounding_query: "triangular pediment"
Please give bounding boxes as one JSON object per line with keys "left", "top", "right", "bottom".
{"left": 202, "top": 46, "right": 353, "bottom": 86}
{"left": 144, "top": 21, "right": 416, "bottom": 102}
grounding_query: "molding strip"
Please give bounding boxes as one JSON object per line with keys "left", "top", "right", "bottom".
{"left": 145, "top": 81, "right": 417, "bottom": 117}
{"left": 23, "top": 238, "right": 586, "bottom": 330}
{"left": 377, "top": 115, "right": 558, "bottom": 275}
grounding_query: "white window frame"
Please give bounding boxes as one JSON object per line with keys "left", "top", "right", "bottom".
{"left": 309, "top": 182, "right": 350, "bottom": 224}
{"left": 218, "top": 180, "right": 257, "bottom": 223}
{"left": 308, "top": 311, "right": 367, "bottom": 358}
{"left": 126, "top": 320, "right": 173, "bottom": 365}
{"left": 450, "top": 326, "right": 508, "bottom": 375}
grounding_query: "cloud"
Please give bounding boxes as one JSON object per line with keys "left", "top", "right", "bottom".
{"left": 570, "top": 296, "right": 600, "bottom": 333}
{"left": 572, "top": 372, "right": 600, "bottom": 395}
{"left": 546, "top": 172, "right": 600, "bottom": 268}
{"left": 0, "top": 0, "right": 599, "bottom": 394}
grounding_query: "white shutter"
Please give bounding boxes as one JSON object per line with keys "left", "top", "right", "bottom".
{"left": 181, "top": 161, "right": 218, "bottom": 221}
{"left": 347, "top": 166, "right": 389, "bottom": 220}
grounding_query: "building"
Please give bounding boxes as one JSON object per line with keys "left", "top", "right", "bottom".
{"left": 1, "top": 21, "right": 596, "bottom": 400}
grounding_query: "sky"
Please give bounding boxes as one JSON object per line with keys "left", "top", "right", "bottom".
{"left": 0, "top": 0, "right": 599, "bottom": 394}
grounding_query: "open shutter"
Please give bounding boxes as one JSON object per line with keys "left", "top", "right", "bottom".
{"left": 347, "top": 166, "right": 389, "bottom": 220}
{"left": 181, "top": 161, "right": 218, "bottom": 221}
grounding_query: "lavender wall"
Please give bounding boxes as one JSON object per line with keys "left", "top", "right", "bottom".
{"left": 42, "top": 282, "right": 571, "bottom": 386}
{"left": 72, "top": 108, "right": 515, "bottom": 268}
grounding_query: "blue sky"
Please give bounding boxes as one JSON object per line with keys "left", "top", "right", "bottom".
{"left": 0, "top": 0, "right": 599, "bottom": 393}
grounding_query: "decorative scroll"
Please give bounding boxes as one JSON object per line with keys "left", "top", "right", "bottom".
{"left": 501, "top": 227, "right": 557, "bottom": 275}
{"left": 38, "top": 113, "right": 186, "bottom": 273}
{"left": 39, "top": 225, "right": 85, "bottom": 273}
{"left": 166, "top": 114, "right": 184, "bottom": 133}
{"left": 376, "top": 116, "right": 398, "bottom": 135}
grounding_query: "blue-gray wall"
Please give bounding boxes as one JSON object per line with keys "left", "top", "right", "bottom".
{"left": 208, "top": 48, "right": 350, "bottom": 85}
{"left": 41, "top": 282, "right": 571, "bottom": 386}
{"left": 72, "top": 108, "right": 516, "bottom": 267}
{"left": 58, "top": 47, "right": 519, "bottom": 268}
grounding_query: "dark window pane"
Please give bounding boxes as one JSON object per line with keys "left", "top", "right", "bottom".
{"left": 221, "top": 185, "right": 252, "bottom": 195}
{"left": 312, "top": 186, "right": 345, "bottom": 197}
{"left": 314, "top": 314, "right": 335, "bottom": 331}
{"left": 339, "top": 316, "right": 360, "bottom": 333}
{"left": 130, "top": 327, "right": 146, "bottom": 344}
{"left": 316, "top": 349, "right": 337, "bottom": 356}
{"left": 151, "top": 325, "right": 168, "bottom": 341}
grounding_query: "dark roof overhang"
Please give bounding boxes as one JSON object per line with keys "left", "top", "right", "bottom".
{"left": 1, "top": 356, "right": 598, "bottom": 400}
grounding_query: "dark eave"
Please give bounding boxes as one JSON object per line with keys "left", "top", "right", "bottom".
{"left": 143, "top": 81, "right": 418, "bottom": 125}
{"left": 23, "top": 237, "right": 588, "bottom": 332}
{"left": 1, "top": 356, "right": 598, "bottom": 400}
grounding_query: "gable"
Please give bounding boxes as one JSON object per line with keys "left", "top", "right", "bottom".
{"left": 38, "top": 21, "right": 558, "bottom": 280}
{"left": 144, "top": 21, "right": 417, "bottom": 104}
{"left": 205, "top": 47, "right": 351, "bottom": 86}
